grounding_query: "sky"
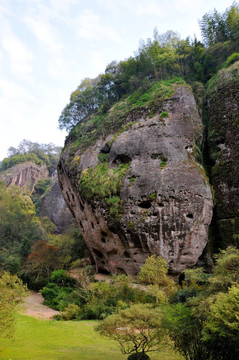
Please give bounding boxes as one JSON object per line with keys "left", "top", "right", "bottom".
{"left": 0, "top": 0, "right": 235, "bottom": 160}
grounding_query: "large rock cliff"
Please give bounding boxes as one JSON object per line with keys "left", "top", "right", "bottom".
{"left": 0, "top": 161, "right": 48, "bottom": 192}
{"left": 38, "top": 180, "right": 74, "bottom": 233}
{"left": 0, "top": 161, "right": 73, "bottom": 233}
{"left": 206, "top": 61, "right": 239, "bottom": 248}
{"left": 58, "top": 83, "right": 213, "bottom": 275}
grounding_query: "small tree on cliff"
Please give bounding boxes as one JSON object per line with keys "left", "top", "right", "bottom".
{"left": 96, "top": 303, "right": 166, "bottom": 360}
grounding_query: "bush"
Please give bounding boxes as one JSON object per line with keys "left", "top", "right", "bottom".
{"left": 50, "top": 270, "right": 76, "bottom": 287}
{"left": 62, "top": 304, "right": 81, "bottom": 320}
{"left": 222, "top": 53, "right": 239, "bottom": 68}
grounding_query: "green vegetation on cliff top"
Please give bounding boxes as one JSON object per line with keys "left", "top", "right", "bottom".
{"left": 64, "top": 77, "right": 185, "bottom": 157}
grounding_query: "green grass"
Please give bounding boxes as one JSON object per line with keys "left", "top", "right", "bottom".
{"left": 0, "top": 314, "right": 183, "bottom": 360}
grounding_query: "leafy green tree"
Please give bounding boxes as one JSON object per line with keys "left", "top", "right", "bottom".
{"left": 162, "top": 303, "right": 212, "bottom": 360}
{"left": 0, "top": 272, "right": 28, "bottom": 338}
{"left": 137, "top": 255, "right": 173, "bottom": 288}
{"left": 96, "top": 304, "right": 165, "bottom": 360}
{"left": 0, "top": 183, "right": 42, "bottom": 272}
{"left": 201, "top": 284, "right": 239, "bottom": 360}
{"left": 207, "top": 246, "right": 239, "bottom": 293}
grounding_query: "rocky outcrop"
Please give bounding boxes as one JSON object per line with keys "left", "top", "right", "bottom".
{"left": 59, "top": 83, "right": 213, "bottom": 275}
{"left": 0, "top": 161, "right": 73, "bottom": 233}
{"left": 206, "top": 61, "right": 239, "bottom": 248}
{"left": 0, "top": 161, "right": 48, "bottom": 192}
{"left": 38, "top": 180, "right": 74, "bottom": 233}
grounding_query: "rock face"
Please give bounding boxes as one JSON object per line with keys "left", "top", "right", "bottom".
{"left": 206, "top": 61, "right": 239, "bottom": 248}
{"left": 0, "top": 161, "right": 73, "bottom": 233}
{"left": 38, "top": 180, "right": 74, "bottom": 233}
{"left": 59, "top": 84, "right": 213, "bottom": 275}
{"left": 0, "top": 161, "right": 48, "bottom": 192}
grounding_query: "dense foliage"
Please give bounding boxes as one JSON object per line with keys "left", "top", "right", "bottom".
{"left": 0, "top": 182, "right": 43, "bottom": 273}
{"left": 0, "top": 272, "right": 28, "bottom": 338}
{"left": 95, "top": 248, "right": 239, "bottom": 360}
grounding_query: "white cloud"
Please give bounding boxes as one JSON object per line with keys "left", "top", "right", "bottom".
{"left": 135, "top": 1, "right": 166, "bottom": 17}
{"left": 22, "top": 16, "right": 62, "bottom": 55}
{"left": 75, "top": 9, "right": 123, "bottom": 43}
{"left": 0, "top": 23, "right": 35, "bottom": 79}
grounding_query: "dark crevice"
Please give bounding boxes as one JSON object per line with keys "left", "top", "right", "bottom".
{"left": 138, "top": 200, "right": 151, "bottom": 209}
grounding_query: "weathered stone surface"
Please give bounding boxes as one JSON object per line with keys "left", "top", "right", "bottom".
{"left": 38, "top": 180, "right": 74, "bottom": 233}
{"left": 0, "top": 161, "right": 48, "bottom": 192}
{"left": 206, "top": 61, "right": 239, "bottom": 248}
{"left": 0, "top": 161, "right": 73, "bottom": 233}
{"left": 59, "top": 84, "right": 213, "bottom": 275}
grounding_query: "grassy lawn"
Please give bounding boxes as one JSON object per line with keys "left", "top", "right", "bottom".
{"left": 0, "top": 314, "right": 183, "bottom": 360}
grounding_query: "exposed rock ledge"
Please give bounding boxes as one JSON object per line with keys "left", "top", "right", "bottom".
{"left": 59, "top": 84, "right": 213, "bottom": 275}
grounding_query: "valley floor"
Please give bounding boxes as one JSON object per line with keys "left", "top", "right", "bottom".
{"left": 0, "top": 293, "right": 183, "bottom": 360}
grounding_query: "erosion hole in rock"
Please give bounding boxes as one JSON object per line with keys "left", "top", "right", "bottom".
{"left": 93, "top": 248, "right": 104, "bottom": 259}
{"left": 179, "top": 272, "right": 185, "bottom": 285}
{"left": 151, "top": 153, "right": 162, "bottom": 159}
{"left": 100, "top": 143, "right": 111, "bottom": 154}
{"left": 124, "top": 251, "right": 131, "bottom": 258}
{"left": 159, "top": 203, "right": 164, "bottom": 208}
{"left": 91, "top": 222, "right": 95, "bottom": 229}
{"left": 107, "top": 249, "right": 118, "bottom": 256}
{"left": 101, "top": 237, "right": 106, "bottom": 243}
{"left": 186, "top": 213, "right": 194, "bottom": 219}
{"left": 116, "top": 267, "right": 127, "bottom": 274}
{"left": 138, "top": 200, "right": 151, "bottom": 209}
{"left": 79, "top": 202, "right": 84, "bottom": 211}
{"left": 113, "top": 154, "right": 131, "bottom": 165}
{"left": 101, "top": 230, "right": 107, "bottom": 237}
{"left": 98, "top": 268, "right": 111, "bottom": 275}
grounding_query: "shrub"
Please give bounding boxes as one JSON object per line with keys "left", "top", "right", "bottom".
{"left": 50, "top": 270, "right": 76, "bottom": 287}
{"left": 222, "top": 53, "right": 239, "bottom": 68}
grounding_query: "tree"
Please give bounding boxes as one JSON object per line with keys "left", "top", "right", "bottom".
{"left": 207, "top": 246, "right": 239, "bottom": 293}
{"left": 162, "top": 303, "right": 212, "bottom": 360}
{"left": 96, "top": 304, "right": 165, "bottom": 360}
{"left": 137, "top": 255, "right": 172, "bottom": 287}
{"left": 201, "top": 284, "right": 239, "bottom": 360}
{"left": 0, "top": 272, "right": 28, "bottom": 338}
{"left": 0, "top": 183, "right": 42, "bottom": 273}
{"left": 23, "top": 240, "right": 59, "bottom": 285}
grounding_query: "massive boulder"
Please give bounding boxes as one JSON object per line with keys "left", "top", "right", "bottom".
{"left": 58, "top": 83, "right": 213, "bottom": 275}
{"left": 206, "top": 61, "right": 239, "bottom": 248}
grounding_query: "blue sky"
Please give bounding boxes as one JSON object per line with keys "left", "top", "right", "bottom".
{"left": 0, "top": 0, "right": 234, "bottom": 160}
